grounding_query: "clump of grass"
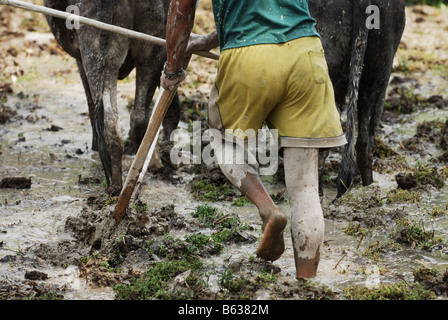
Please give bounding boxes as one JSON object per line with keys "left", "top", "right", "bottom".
{"left": 373, "top": 137, "right": 398, "bottom": 159}
{"left": 391, "top": 217, "right": 441, "bottom": 249}
{"left": 426, "top": 205, "right": 447, "bottom": 217}
{"left": 145, "top": 205, "right": 253, "bottom": 259}
{"left": 191, "top": 205, "right": 254, "bottom": 246}
{"left": 114, "top": 257, "right": 204, "bottom": 300}
{"left": 402, "top": 120, "right": 447, "bottom": 152}
{"left": 344, "top": 222, "right": 370, "bottom": 237}
{"left": 190, "top": 178, "right": 234, "bottom": 202}
{"left": 386, "top": 189, "right": 422, "bottom": 204}
{"left": 115, "top": 232, "right": 212, "bottom": 300}
{"left": 415, "top": 120, "right": 446, "bottom": 139}
{"left": 231, "top": 196, "right": 252, "bottom": 207}
{"left": 185, "top": 233, "right": 224, "bottom": 254}
{"left": 218, "top": 269, "right": 251, "bottom": 294}
{"left": 190, "top": 204, "right": 248, "bottom": 232}
{"left": 384, "top": 88, "right": 431, "bottom": 115}
{"left": 413, "top": 267, "right": 440, "bottom": 283}
{"left": 132, "top": 201, "right": 148, "bottom": 213}
{"left": 217, "top": 267, "right": 280, "bottom": 299}
{"left": 414, "top": 162, "right": 446, "bottom": 189}
{"left": 393, "top": 163, "right": 447, "bottom": 196}
{"left": 362, "top": 241, "right": 401, "bottom": 261}
{"left": 343, "top": 282, "right": 435, "bottom": 300}
{"left": 190, "top": 204, "right": 219, "bottom": 228}
{"left": 78, "top": 251, "right": 125, "bottom": 287}
{"left": 336, "top": 186, "right": 384, "bottom": 212}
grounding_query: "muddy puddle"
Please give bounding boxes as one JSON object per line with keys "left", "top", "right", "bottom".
{"left": 1, "top": 3, "right": 448, "bottom": 300}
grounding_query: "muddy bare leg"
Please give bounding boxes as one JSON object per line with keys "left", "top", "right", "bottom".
{"left": 284, "top": 147, "right": 324, "bottom": 279}
{"left": 210, "top": 132, "right": 287, "bottom": 261}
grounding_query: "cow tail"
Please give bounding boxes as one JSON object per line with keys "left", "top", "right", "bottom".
{"left": 94, "top": 0, "right": 116, "bottom": 187}
{"left": 336, "top": 0, "right": 371, "bottom": 198}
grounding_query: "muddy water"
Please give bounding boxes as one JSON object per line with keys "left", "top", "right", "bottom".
{"left": 0, "top": 33, "right": 137, "bottom": 299}
{"left": 214, "top": 186, "right": 448, "bottom": 295}
{"left": 1, "top": 27, "right": 448, "bottom": 300}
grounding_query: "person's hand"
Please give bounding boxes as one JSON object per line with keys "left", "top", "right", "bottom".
{"left": 160, "top": 64, "right": 187, "bottom": 91}
{"left": 182, "top": 31, "right": 219, "bottom": 66}
{"left": 161, "top": 31, "right": 218, "bottom": 91}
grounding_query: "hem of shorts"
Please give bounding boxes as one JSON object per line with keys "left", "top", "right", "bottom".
{"left": 213, "top": 130, "right": 347, "bottom": 149}
{"left": 279, "top": 135, "right": 347, "bottom": 148}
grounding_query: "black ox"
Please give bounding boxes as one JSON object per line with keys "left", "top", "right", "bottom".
{"left": 44, "top": 0, "right": 180, "bottom": 192}
{"left": 309, "top": 0, "right": 406, "bottom": 197}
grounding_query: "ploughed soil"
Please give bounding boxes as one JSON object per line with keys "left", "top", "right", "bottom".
{"left": 1, "top": 1, "right": 448, "bottom": 301}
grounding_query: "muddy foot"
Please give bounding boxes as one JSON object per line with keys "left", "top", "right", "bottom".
{"left": 294, "top": 254, "right": 320, "bottom": 279}
{"left": 256, "top": 208, "right": 287, "bottom": 262}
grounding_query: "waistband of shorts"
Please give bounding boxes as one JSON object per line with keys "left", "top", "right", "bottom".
{"left": 220, "top": 36, "right": 322, "bottom": 57}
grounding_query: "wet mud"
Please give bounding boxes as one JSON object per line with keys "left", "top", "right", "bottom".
{"left": 1, "top": 2, "right": 448, "bottom": 300}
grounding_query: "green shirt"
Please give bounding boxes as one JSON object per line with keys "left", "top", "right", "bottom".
{"left": 212, "top": 0, "right": 320, "bottom": 51}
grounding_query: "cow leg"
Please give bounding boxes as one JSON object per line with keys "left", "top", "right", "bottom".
{"left": 318, "top": 149, "right": 330, "bottom": 196}
{"left": 357, "top": 47, "right": 402, "bottom": 185}
{"left": 126, "top": 0, "right": 180, "bottom": 155}
{"left": 355, "top": 88, "right": 373, "bottom": 186}
{"left": 102, "top": 74, "right": 124, "bottom": 190}
{"left": 127, "top": 56, "right": 161, "bottom": 154}
{"left": 77, "top": 59, "right": 98, "bottom": 151}
{"left": 77, "top": 1, "right": 132, "bottom": 190}
{"left": 356, "top": 74, "right": 391, "bottom": 186}
{"left": 79, "top": 57, "right": 126, "bottom": 190}
{"left": 118, "top": 51, "right": 136, "bottom": 81}
{"left": 162, "top": 93, "right": 180, "bottom": 141}
{"left": 128, "top": 58, "right": 180, "bottom": 153}
{"left": 354, "top": 0, "right": 406, "bottom": 187}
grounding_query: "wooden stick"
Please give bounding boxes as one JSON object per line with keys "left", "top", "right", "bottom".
{"left": 130, "top": 91, "right": 163, "bottom": 202}
{"left": 333, "top": 252, "right": 347, "bottom": 270}
{"left": 114, "top": 87, "right": 177, "bottom": 224}
{"left": 356, "top": 233, "right": 365, "bottom": 251}
{"left": 0, "top": 0, "right": 219, "bottom": 60}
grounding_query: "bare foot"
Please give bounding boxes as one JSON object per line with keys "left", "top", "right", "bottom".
{"left": 256, "top": 207, "right": 287, "bottom": 261}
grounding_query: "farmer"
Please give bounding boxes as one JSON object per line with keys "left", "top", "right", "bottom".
{"left": 160, "top": 0, "right": 347, "bottom": 279}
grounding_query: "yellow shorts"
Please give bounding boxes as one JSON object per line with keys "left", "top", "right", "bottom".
{"left": 208, "top": 36, "right": 347, "bottom": 148}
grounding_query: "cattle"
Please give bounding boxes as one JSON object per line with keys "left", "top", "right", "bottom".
{"left": 43, "top": 0, "right": 405, "bottom": 199}
{"left": 309, "top": 0, "right": 406, "bottom": 197}
{"left": 44, "top": 0, "right": 180, "bottom": 192}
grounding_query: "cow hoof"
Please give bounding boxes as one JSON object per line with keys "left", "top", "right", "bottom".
{"left": 106, "top": 185, "right": 121, "bottom": 197}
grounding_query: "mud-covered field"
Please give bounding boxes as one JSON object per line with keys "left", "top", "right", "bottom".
{"left": 1, "top": 1, "right": 448, "bottom": 301}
